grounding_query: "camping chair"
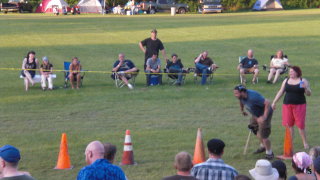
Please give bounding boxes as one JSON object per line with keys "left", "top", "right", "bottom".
{"left": 111, "top": 70, "right": 139, "bottom": 88}
{"left": 192, "top": 66, "right": 214, "bottom": 85}
{"left": 163, "top": 65, "right": 188, "bottom": 85}
{"left": 63, "top": 61, "right": 86, "bottom": 88}
{"left": 262, "top": 55, "right": 289, "bottom": 75}
{"left": 239, "top": 56, "right": 259, "bottom": 84}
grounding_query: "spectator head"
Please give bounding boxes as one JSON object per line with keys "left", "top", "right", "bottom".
{"left": 42, "top": 56, "right": 49, "bottom": 64}
{"left": 174, "top": 151, "right": 193, "bottom": 172}
{"left": 72, "top": 57, "right": 79, "bottom": 64}
{"left": 271, "top": 160, "right": 287, "bottom": 180}
{"left": 207, "top": 138, "right": 225, "bottom": 156}
{"left": 292, "top": 152, "right": 312, "bottom": 174}
{"left": 27, "top": 51, "right": 36, "bottom": 60}
{"left": 249, "top": 159, "right": 279, "bottom": 180}
{"left": 276, "top": 50, "right": 284, "bottom": 59}
{"left": 151, "top": 29, "right": 157, "bottom": 38}
{"left": 103, "top": 143, "right": 117, "bottom": 164}
{"left": 309, "top": 146, "right": 320, "bottom": 161}
{"left": 202, "top": 51, "right": 208, "bottom": 58}
{"left": 118, "top": 53, "right": 125, "bottom": 61}
{"left": 151, "top": 53, "right": 158, "bottom": 60}
{"left": 313, "top": 157, "right": 320, "bottom": 176}
{"left": 234, "top": 85, "right": 247, "bottom": 99}
{"left": 171, "top": 53, "right": 178, "bottom": 62}
{"left": 247, "top": 49, "right": 254, "bottom": 58}
{"left": 289, "top": 66, "right": 302, "bottom": 78}
{"left": 235, "top": 175, "right": 251, "bottom": 180}
{"left": 84, "top": 141, "right": 105, "bottom": 165}
{"left": 0, "top": 145, "right": 21, "bottom": 169}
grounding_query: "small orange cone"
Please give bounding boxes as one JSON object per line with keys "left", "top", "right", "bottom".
{"left": 193, "top": 128, "right": 206, "bottom": 165}
{"left": 277, "top": 127, "right": 293, "bottom": 160}
{"left": 54, "top": 133, "right": 73, "bottom": 169}
{"left": 120, "top": 130, "right": 137, "bottom": 165}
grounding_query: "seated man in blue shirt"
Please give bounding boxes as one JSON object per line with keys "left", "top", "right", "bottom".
{"left": 238, "top": 49, "right": 259, "bottom": 84}
{"left": 145, "top": 53, "right": 162, "bottom": 86}
{"left": 77, "top": 141, "right": 126, "bottom": 180}
{"left": 233, "top": 85, "right": 274, "bottom": 160}
{"left": 191, "top": 139, "right": 238, "bottom": 180}
{"left": 112, "top": 53, "right": 138, "bottom": 89}
{"left": 194, "top": 51, "right": 218, "bottom": 85}
{"left": 166, "top": 53, "right": 186, "bottom": 86}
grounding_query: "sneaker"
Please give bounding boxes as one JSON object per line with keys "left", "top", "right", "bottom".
{"left": 265, "top": 152, "right": 274, "bottom": 160}
{"left": 127, "top": 83, "right": 134, "bottom": 90}
{"left": 253, "top": 147, "right": 266, "bottom": 154}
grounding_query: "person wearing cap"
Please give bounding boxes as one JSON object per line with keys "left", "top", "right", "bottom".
{"left": 40, "top": 56, "right": 53, "bottom": 91}
{"left": 272, "top": 160, "right": 287, "bottom": 180}
{"left": 139, "top": 29, "right": 167, "bottom": 70}
{"left": 0, "top": 145, "right": 35, "bottom": 180}
{"left": 249, "top": 159, "right": 279, "bottom": 180}
{"left": 191, "top": 138, "right": 238, "bottom": 180}
{"left": 234, "top": 85, "right": 274, "bottom": 160}
{"left": 166, "top": 53, "right": 186, "bottom": 86}
{"left": 194, "top": 51, "right": 218, "bottom": 85}
{"left": 288, "top": 152, "right": 315, "bottom": 180}
{"left": 313, "top": 157, "right": 320, "bottom": 180}
{"left": 77, "top": 141, "right": 126, "bottom": 180}
{"left": 162, "top": 152, "right": 198, "bottom": 180}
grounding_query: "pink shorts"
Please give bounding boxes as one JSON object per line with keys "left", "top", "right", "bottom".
{"left": 282, "top": 104, "right": 306, "bottom": 129}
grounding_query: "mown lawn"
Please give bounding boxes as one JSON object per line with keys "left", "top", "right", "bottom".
{"left": 0, "top": 9, "right": 320, "bottom": 180}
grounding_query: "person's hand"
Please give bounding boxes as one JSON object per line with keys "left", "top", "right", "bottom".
{"left": 271, "top": 103, "right": 276, "bottom": 110}
{"left": 257, "top": 116, "right": 266, "bottom": 124}
{"left": 242, "top": 111, "right": 248, "bottom": 116}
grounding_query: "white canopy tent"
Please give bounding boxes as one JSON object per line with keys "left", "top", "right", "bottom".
{"left": 77, "top": 0, "right": 102, "bottom": 13}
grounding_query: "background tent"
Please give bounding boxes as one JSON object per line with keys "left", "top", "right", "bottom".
{"left": 36, "top": 0, "right": 69, "bottom": 13}
{"left": 77, "top": 0, "right": 102, "bottom": 13}
{"left": 253, "top": 0, "right": 283, "bottom": 10}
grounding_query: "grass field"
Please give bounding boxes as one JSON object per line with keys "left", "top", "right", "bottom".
{"left": 0, "top": 9, "right": 320, "bottom": 180}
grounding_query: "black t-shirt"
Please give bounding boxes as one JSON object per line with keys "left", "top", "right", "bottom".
{"left": 40, "top": 63, "right": 53, "bottom": 72}
{"left": 162, "top": 175, "right": 198, "bottom": 180}
{"left": 167, "top": 60, "right": 184, "bottom": 69}
{"left": 141, "top": 38, "right": 164, "bottom": 61}
{"left": 283, "top": 78, "right": 306, "bottom": 104}
{"left": 240, "top": 57, "right": 258, "bottom": 68}
{"left": 199, "top": 57, "right": 213, "bottom": 67}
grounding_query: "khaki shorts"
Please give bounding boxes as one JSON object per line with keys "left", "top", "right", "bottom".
{"left": 250, "top": 108, "right": 273, "bottom": 139}
{"left": 243, "top": 67, "right": 256, "bottom": 73}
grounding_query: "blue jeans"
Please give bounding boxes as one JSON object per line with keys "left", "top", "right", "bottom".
{"left": 195, "top": 63, "right": 211, "bottom": 85}
{"left": 145, "top": 70, "right": 162, "bottom": 86}
{"left": 168, "top": 68, "right": 183, "bottom": 84}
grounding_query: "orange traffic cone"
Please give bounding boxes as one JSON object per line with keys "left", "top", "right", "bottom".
{"left": 120, "top": 130, "right": 137, "bottom": 165}
{"left": 277, "top": 127, "right": 293, "bottom": 160}
{"left": 193, "top": 128, "right": 206, "bottom": 165}
{"left": 54, "top": 133, "right": 73, "bottom": 169}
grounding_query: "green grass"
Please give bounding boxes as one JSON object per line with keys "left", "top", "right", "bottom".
{"left": 0, "top": 9, "right": 320, "bottom": 179}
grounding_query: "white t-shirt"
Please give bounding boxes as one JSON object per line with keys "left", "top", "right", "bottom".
{"left": 271, "top": 57, "right": 288, "bottom": 68}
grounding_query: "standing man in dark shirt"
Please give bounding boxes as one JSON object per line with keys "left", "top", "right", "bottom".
{"left": 238, "top": 49, "right": 259, "bottom": 85}
{"left": 234, "top": 85, "right": 274, "bottom": 160}
{"left": 139, "top": 29, "right": 167, "bottom": 70}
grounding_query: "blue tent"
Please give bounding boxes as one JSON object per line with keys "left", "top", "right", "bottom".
{"left": 253, "top": 0, "right": 283, "bottom": 10}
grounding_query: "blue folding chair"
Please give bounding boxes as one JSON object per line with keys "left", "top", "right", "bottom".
{"left": 63, "top": 61, "right": 86, "bottom": 88}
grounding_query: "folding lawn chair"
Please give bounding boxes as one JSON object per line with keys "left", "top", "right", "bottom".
{"left": 63, "top": 61, "right": 86, "bottom": 88}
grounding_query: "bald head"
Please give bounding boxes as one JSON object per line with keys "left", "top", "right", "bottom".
{"left": 85, "top": 141, "right": 105, "bottom": 165}
{"left": 174, "top": 151, "right": 193, "bottom": 172}
{"left": 247, "top": 49, "right": 254, "bottom": 58}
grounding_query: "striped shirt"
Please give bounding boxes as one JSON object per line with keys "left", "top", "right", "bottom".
{"left": 191, "top": 158, "right": 238, "bottom": 180}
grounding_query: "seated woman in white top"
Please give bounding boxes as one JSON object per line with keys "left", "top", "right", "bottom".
{"left": 267, "top": 50, "right": 289, "bottom": 84}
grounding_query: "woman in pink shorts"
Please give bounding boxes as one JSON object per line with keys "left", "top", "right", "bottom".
{"left": 272, "top": 66, "right": 311, "bottom": 149}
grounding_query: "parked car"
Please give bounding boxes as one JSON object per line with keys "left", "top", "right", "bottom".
{"left": 0, "top": 0, "right": 32, "bottom": 13}
{"left": 140, "top": 0, "right": 189, "bottom": 14}
{"left": 198, "top": 0, "right": 222, "bottom": 13}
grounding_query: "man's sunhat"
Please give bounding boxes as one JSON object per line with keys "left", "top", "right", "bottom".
{"left": 249, "top": 159, "right": 279, "bottom": 180}
{"left": 0, "top": 145, "right": 21, "bottom": 163}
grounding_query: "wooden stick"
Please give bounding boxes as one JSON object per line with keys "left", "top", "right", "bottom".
{"left": 243, "top": 131, "right": 252, "bottom": 155}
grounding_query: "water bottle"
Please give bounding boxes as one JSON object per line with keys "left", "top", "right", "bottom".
{"left": 299, "top": 80, "right": 304, "bottom": 88}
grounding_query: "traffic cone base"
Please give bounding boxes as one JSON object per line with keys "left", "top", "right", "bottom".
{"left": 277, "top": 127, "right": 293, "bottom": 160}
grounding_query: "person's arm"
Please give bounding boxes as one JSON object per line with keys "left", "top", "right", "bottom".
{"left": 262, "top": 99, "right": 270, "bottom": 119}
{"left": 253, "top": 59, "right": 258, "bottom": 68}
{"left": 302, "top": 78, "right": 311, "bottom": 96}
{"left": 22, "top": 58, "right": 27, "bottom": 70}
{"left": 272, "top": 79, "right": 287, "bottom": 110}
{"left": 239, "top": 101, "right": 247, "bottom": 116}
{"left": 49, "top": 65, "right": 53, "bottom": 74}
{"left": 155, "top": 64, "right": 161, "bottom": 73}
{"left": 161, "top": 49, "right": 167, "bottom": 61}
{"left": 270, "top": 59, "right": 275, "bottom": 68}
{"left": 69, "top": 64, "right": 73, "bottom": 73}
{"left": 139, "top": 41, "right": 146, "bottom": 54}
{"left": 35, "top": 58, "right": 39, "bottom": 69}
{"left": 194, "top": 53, "right": 202, "bottom": 63}
{"left": 112, "top": 61, "right": 121, "bottom": 72}
{"left": 40, "top": 65, "right": 44, "bottom": 75}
